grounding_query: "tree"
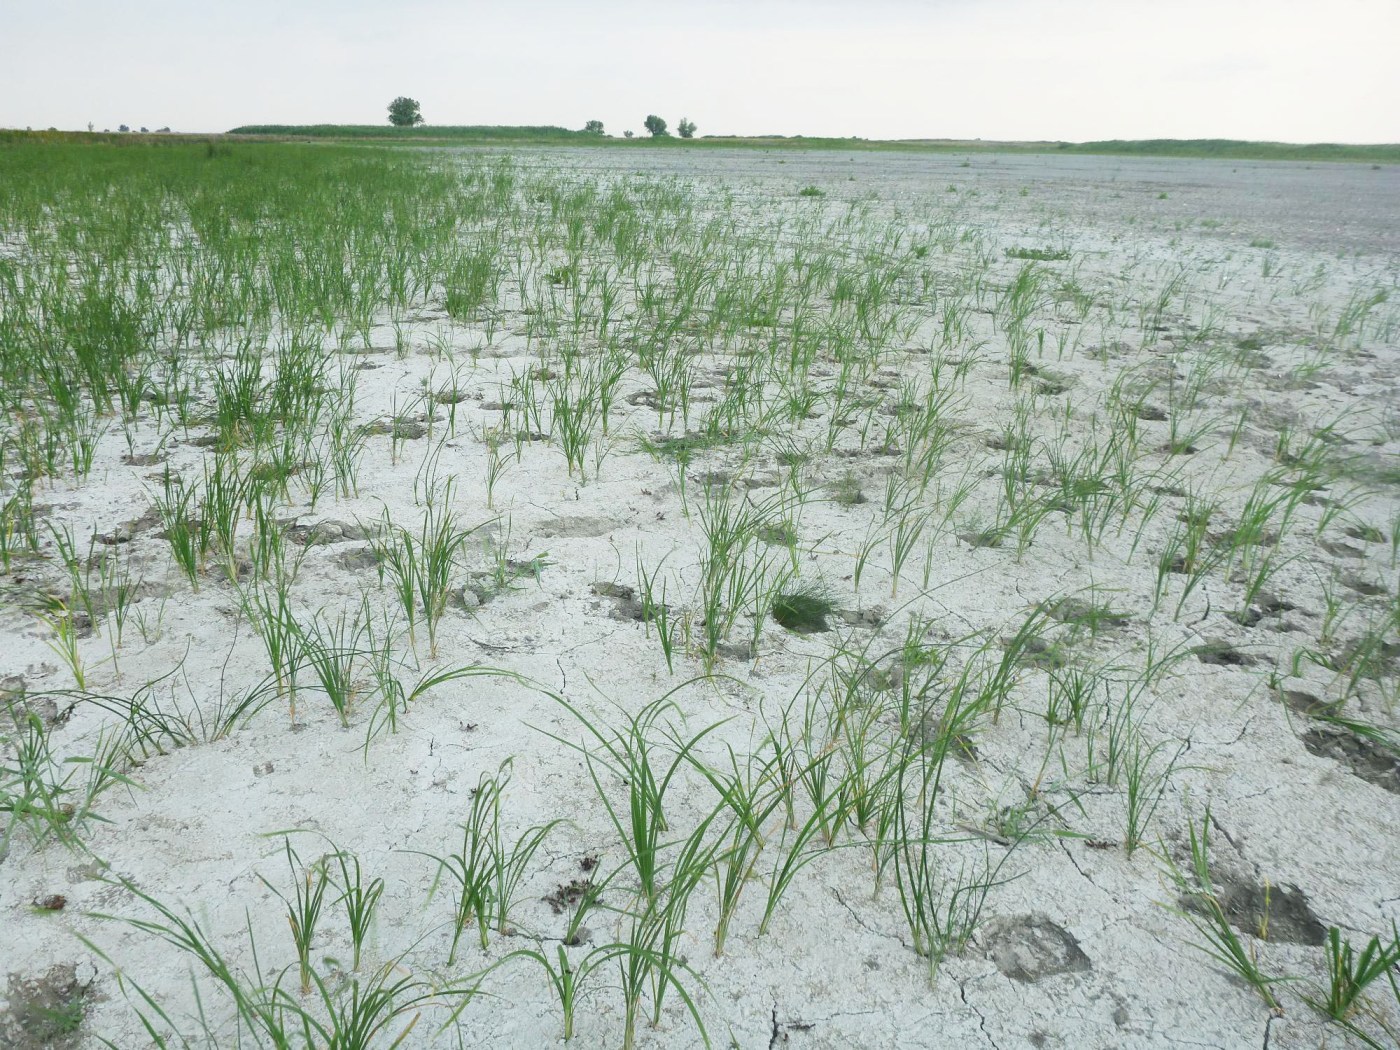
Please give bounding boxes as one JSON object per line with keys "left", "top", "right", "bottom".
{"left": 118, "top": 124, "right": 130, "bottom": 133}
{"left": 623, "top": 130, "right": 634, "bottom": 139}
{"left": 583, "top": 119, "right": 604, "bottom": 135}
{"left": 643, "top": 114, "right": 668, "bottom": 138}
{"left": 677, "top": 117, "right": 696, "bottom": 139}
{"left": 387, "top": 97, "right": 424, "bottom": 127}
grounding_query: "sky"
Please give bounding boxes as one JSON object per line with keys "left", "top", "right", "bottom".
{"left": 5, "top": 0, "right": 1397, "bottom": 142}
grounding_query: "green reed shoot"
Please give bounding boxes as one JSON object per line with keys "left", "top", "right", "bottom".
{"left": 258, "top": 839, "right": 331, "bottom": 997}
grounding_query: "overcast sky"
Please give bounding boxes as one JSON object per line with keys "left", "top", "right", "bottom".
{"left": 5, "top": 0, "right": 1397, "bottom": 142}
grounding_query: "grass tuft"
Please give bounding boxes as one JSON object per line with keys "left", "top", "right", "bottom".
{"left": 1005, "top": 246, "right": 1071, "bottom": 261}
{"left": 771, "top": 583, "right": 836, "bottom": 633}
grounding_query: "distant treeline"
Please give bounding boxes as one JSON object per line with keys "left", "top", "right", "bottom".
{"left": 0, "top": 129, "right": 220, "bottom": 148}
{"left": 1053, "top": 139, "right": 1400, "bottom": 163}
{"left": 227, "top": 124, "right": 596, "bottom": 141}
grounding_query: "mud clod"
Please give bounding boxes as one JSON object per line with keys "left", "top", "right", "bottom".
{"left": 1192, "top": 642, "right": 1256, "bottom": 667}
{"left": 983, "top": 915, "right": 1091, "bottom": 983}
{"left": 285, "top": 519, "right": 370, "bottom": 546}
{"left": 1214, "top": 879, "right": 1326, "bottom": 946}
{"left": 1301, "top": 724, "right": 1400, "bottom": 795}
{"left": 2, "top": 963, "right": 95, "bottom": 1050}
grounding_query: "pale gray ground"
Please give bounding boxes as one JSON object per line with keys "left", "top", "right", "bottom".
{"left": 2, "top": 146, "right": 1398, "bottom": 1049}
{"left": 520, "top": 146, "right": 1400, "bottom": 254}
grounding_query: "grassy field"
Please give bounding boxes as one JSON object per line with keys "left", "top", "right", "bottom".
{"left": 8, "top": 127, "right": 1397, "bottom": 163}
{"left": 1, "top": 137, "right": 1397, "bottom": 1048}
{"left": 226, "top": 123, "right": 601, "bottom": 142}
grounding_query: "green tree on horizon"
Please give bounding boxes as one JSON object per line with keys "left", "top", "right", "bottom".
{"left": 644, "top": 114, "right": 668, "bottom": 138}
{"left": 388, "top": 97, "right": 425, "bottom": 127}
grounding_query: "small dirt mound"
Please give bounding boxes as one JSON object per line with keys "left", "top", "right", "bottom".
{"left": 1192, "top": 642, "right": 1256, "bottom": 667}
{"left": 1218, "top": 880, "right": 1327, "bottom": 946}
{"left": 983, "top": 915, "right": 1091, "bottom": 983}
{"left": 2, "top": 963, "right": 96, "bottom": 1050}
{"left": 1301, "top": 724, "right": 1400, "bottom": 795}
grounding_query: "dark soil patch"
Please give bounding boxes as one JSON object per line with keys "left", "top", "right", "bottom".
{"left": 1, "top": 680, "right": 71, "bottom": 728}
{"left": 1012, "top": 635, "right": 1069, "bottom": 671}
{"left": 1278, "top": 689, "right": 1341, "bottom": 719}
{"left": 1226, "top": 607, "right": 1263, "bottom": 627}
{"left": 1212, "top": 879, "right": 1327, "bottom": 946}
{"left": 1337, "top": 637, "right": 1400, "bottom": 681}
{"left": 1343, "top": 524, "right": 1385, "bottom": 544}
{"left": 983, "top": 915, "right": 1091, "bottom": 983}
{"left": 335, "top": 547, "right": 381, "bottom": 573}
{"left": 1341, "top": 575, "right": 1389, "bottom": 597}
{"left": 835, "top": 443, "right": 901, "bottom": 459}
{"left": 984, "top": 435, "right": 1017, "bottom": 451}
{"left": 96, "top": 505, "right": 162, "bottom": 545}
{"left": 1, "top": 964, "right": 95, "bottom": 1050}
{"left": 1048, "top": 597, "right": 1132, "bottom": 630}
{"left": 911, "top": 707, "right": 979, "bottom": 762}
{"left": 1318, "top": 539, "right": 1366, "bottom": 559}
{"left": 1192, "top": 642, "right": 1256, "bottom": 667}
{"left": 285, "top": 519, "right": 370, "bottom": 546}
{"left": 1301, "top": 724, "right": 1400, "bottom": 795}
{"left": 1255, "top": 593, "right": 1297, "bottom": 615}
{"left": 834, "top": 605, "right": 886, "bottom": 629}
{"left": 591, "top": 580, "right": 660, "bottom": 623}
{"left": 715, "top": 640, "right": 755, "bottom": 662}
{"left": 543, "top": 878, "right": 595, "bottom": 914}
{"left": 957, "top": 529, "right": 1005, "bottom": 549}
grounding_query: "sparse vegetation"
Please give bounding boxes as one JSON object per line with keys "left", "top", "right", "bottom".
{"left": 2, "top": 134, "right": 1397, "bottom": 1048}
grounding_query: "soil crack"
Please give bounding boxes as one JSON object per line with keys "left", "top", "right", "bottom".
{"left": 830, "top": 887, "right": 905, "bottom": 946}
{"left": 1059, "top": 840, "right": 1096, "bottom": 885}
{"left": 958, "top": 979, "right": 1003, "bottom": 1050}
